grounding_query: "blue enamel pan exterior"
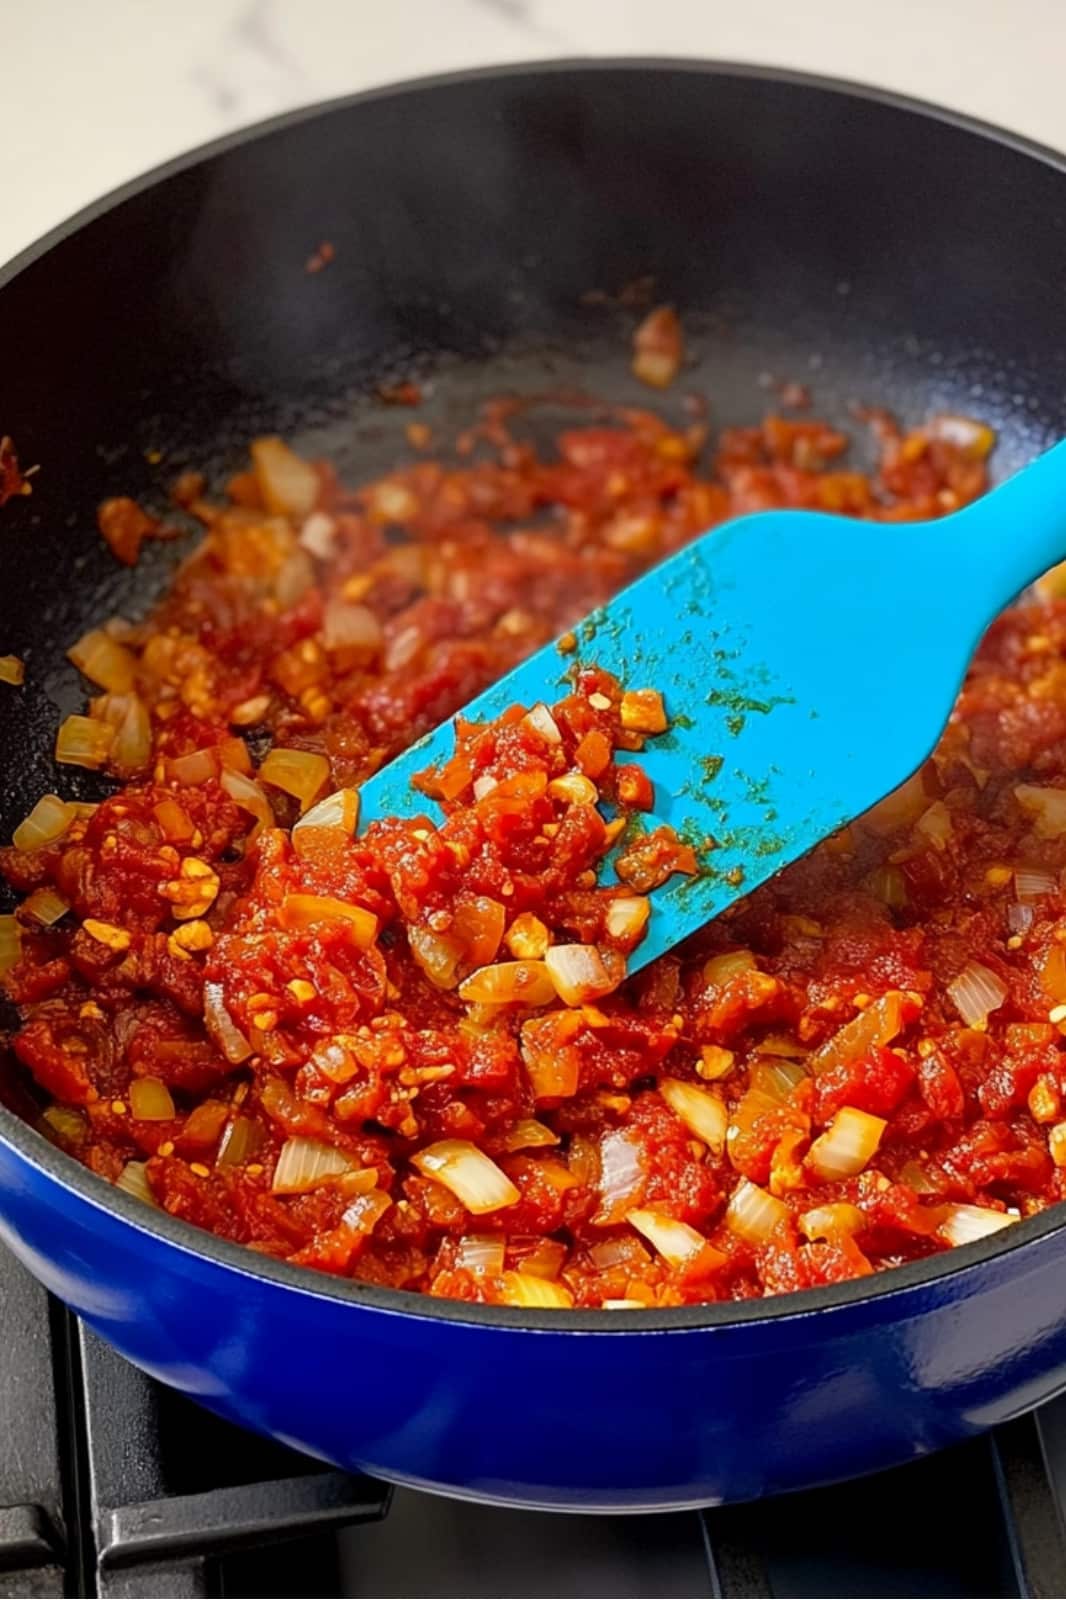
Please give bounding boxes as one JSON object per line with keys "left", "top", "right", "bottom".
{"left": 2, "top": 61, "right": 1066, "bottom": 1509}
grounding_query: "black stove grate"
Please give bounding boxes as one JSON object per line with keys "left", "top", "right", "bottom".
{"left": 3, "top": 1241, "right": 1066, "bottom": 1599}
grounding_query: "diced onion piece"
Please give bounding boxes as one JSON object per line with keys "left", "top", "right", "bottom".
{"left": 116, "top": 1161, "right": 158, "bottom": 1206}
{"left": 0, "top": 654, "right": 24, "bottom": 685}
{"left": 620, "top": 688, "right": 667, "bottom": 734}
{"left": 605, "top": 896, "right": 651, "bottom": 944}
{"left": 275, "top": 549, "right": 314, "bottom": 608}
{"left": 68, "top": 628, "right": 136, "bottom": 692}
{"left": 41, "top": 1104, "right": 88, "bottom": 1144}
{"left": 593, "top": 1129, "right": 646, "bottom": 1225}
{"left": 300, "top": 511, "right": 337, "bottom": 557}
{"left": 750, "top": 1058, "right": 807, "bottom": 1101}
{"left": 726, "top": 1178, "right": 789, "bottom": 1243}
{"left": 453, "top": 1235, "right": 506, "bottom": 1276}
{"left": 203, "top": 981, "right": 253, "bottom": 1064}
{"left": 452, "top": 896, "right": 507, "bottom": 968}
{"left": 926, "top": 413, "right": 996, "bottom": 457}
{"left": 518, "top": 1238, "right": 567, "bottom": 1279}
{"left": 807, "top": 1107, "right": 886, "bottom": 1180}
{"left": 659, "top": 1077, "right": 728, "bottom": 1153}
{"left": 632, "top": 306, "right": 683, "bottom": 389}
{"left": 56, "top": 714, "right": 114, "bottom": 770}
{"left": 218, "top": 1115, "right": 265, "bottom": 1167}
{"left": 291, "top": 789, "right": 359, "bottom": 857}
{"left": 799, "top": 1202, "right": 867, "bottom": 1241}
{"left": 947, "top": 961, "right": 1008, "bottom": 1026}
{"left": 167, "top": 747, "right": 218, "bottom": 786}
{"left": 522, "top": 702, "right": 562, "bottom": 744}
{"left": 502, "top": 1118, "right": 560, "bottom": 1151}
{"left": 0, "top": 914, "right": 21, "bottom": 976}
{"left": 1016, "top": 784, "right": 1066, "bottom": 839}
{"left": 220, "top": 769, "right": 275, "bottom": 836}
{"left": 545, "top": 944, "right": 624, "bottom": 1006}
{"left": 472, "top": 774, "right": 499, "bottom": 801}
{"left": 938, "top": 1203, "right": 1017, "bottom": 1247}
{"left": 548, "top": 772, "right": 598, "bottom": 806}
{"left": 341, "top": 1188, "right": 392, "bottom": 1236}
{"left": 627, "top": 1208, "right": 711, "bottom": 1268}
{"left": 811, "top": 990, "right": 905, "bottom": 1074}
{"left": 129, "top": 1078, "right": 176, "bottom": 1121}
{"left": 408, "top": 926, "right": 463, "bottom": 989}
{"left": 21, "top": 887, "right": 70, "bottom": 926}
{"left": 250, "top": 436, "right": 320, "bottom": 517}
{"left": 499, "top": 1271, "right": 574, "bottom": 1308}
{"left": 259, "top": 747, "right": 330, "bottom": 812}
{"left": 1015, "top": 867, "right": 1057, "bottom": 901}
{"left": 13, "top": 794, "right": 76, "bottom": 853}
{"left": 458, "top": 961, "right": 556, "bottom": 1007}
{"left": 860, "top": 770, "right": 930, "bottom": 836}
{"left": 272, "top": 1136, "right": 356, "bottom": 1194}
{"left": 865, "top": 864, "right": 908, "bottom": 909}
{"left": 323, "top": 598, "right": 383, "bottom": 653}
{"left": 587, "top": 1235, "right": 652, "bottom": 1271}
{"left": 280, "top": 896, "right": 379, "bottom": 947}
{"left": 603, "top": 1299, "right": 645, "bottom": 1310}
{"left": 412, "top": 1139, "right": 520, "bottom": 1214}
{"left": 703, "top": 949, "right": 757, "bottom": 985}
{"left": 915, "top": 800, "right": 952, "bottom": 849}
{"left": 1008, "top": 903, "right": 1035, "bottom": 935}
{"left": 97, "top": 692, "right": 151, "bottom": 776}
{"left": 505, "top": 912, "right": 550, "bottom": 960}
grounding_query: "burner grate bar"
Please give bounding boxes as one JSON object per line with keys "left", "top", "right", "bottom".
{"left": 97, "top": 1469, "right": 387, "bottom": 1572}
{"left": 993, "top": 1412, "right": 1066, "bottom": 1599}
{"left": 0, "top": 1503, "right": 62, "bottom": 1575}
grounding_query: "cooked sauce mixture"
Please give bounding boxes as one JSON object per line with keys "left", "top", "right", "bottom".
{"left": 5, "top": 389, "right": 1063, "bottom": 1310}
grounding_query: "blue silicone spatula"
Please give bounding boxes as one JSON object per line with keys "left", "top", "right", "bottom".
{"left": 358, "top": 440, "right": 1066, "bottom": 973}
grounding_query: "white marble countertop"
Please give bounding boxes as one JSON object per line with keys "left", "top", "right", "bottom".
{"left": 4, "top": 0, "right": 1064, "bottom": 269}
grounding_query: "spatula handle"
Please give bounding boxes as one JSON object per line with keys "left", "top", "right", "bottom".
{"left": 952, "top": 438, "right": 1066, "bottom": 613}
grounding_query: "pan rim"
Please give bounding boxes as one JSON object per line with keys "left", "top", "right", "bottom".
{"left": 2, "top": 54, "right": 1065, "bottom": 1335}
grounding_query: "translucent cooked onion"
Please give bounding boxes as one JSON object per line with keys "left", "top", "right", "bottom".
{"left": 259, "top": 747, "right": 330, "bottom": 812}
{"left": 220, "top": 769, "right": 275, "bottom": 836}
{"left": 505, "top": 912, "right": 550, "bottom": 960}
{"left": 1008, "top": 903, "right": 1035, "bottom": 935}
{"left": 272, "top": 1136, "right": 357, "bottom": 1194}
{"left": 807, "top": 1106, "right": 886, "bottom": 1181}
{"left": 658, "top": 1077, "right": 728, "bottom": 1153}
{"left": 218, "top": 1115, "right": 265, "bottom": 1167}
{"left": 1015, "top": 866, "right": 1057, "bottom": 901}
{"left": 0, "top": 914, "right": 22, "bottom": 976}
{"left": 291, "top": 788, "right": 360, "bottom": 857}
{"left": 408, "top": 926, "right": 463, "bottom": 990}
{"left": 626, "top": 1208, "right": 713, "bottom": 1268}
{"left": 544, "top": 944, "right": 624, "bottom": 1006}
{"left": 275, "top": 549, "right": 315, "bottom": 608}
{"left": 167, "top": 747, "right": 219, "bottom": 786}
{"left": 632, "top": 306, "right": 683, "bottom": 390}
{"left": 1015, "top": 784, "right": 1066, "bottom": 839}
{"left": 13, "top": 794, "right": 76, "bottom": 853}
{"left": 522, "top": 702, "right": 562, "bottom": 744}
{"left": 914, "top": 800, "right": 952, "bottom": 849}
{"left": 518, "top": 1238, "right": 567, "bottom": 1279}
{"left": 203, "top": 981, "right": 253, "bottom": 1064}
{"left": 703, "top": 949, "right": 757, "bottom": 985}
{"left": 605, "top": 896, "right": 651, "bottom": 944}
{"left": 587, "top": 1235, "right": 652, "bottom": 1272}
{"left": 499, "top": 1271, "right": 574, "bottom": 1308}
{"left": 472, "top": 774, "right": 499, "bottom": 801}
{"left": 341, "top": 1188, "right": 392, "bottom": 1236}
{"left": 726, "top": 1178, "right": 789, "bottom": 1243}
{"left": 129, "top": 1078, "right": 176, "bottom": 1121}
{"left": 96, "top": 692, "right": 151, "bottom": 776}
{"left": 68, "top": 628, "right": 136, "bottom": 692}
{"left": 865, "top": 864, "right": 908, "bottom": 909}
{"left": 938, "top": 1203, "right": 1017, "bottom": 1246}
{"left": 926, "top": 414, "right": 996, "bottom": 458}
{"left": 299, "top": 511, "right": 337, "bottom": 557}
{"left": 453, "top": 1234, "right": 506, "bottom": 1275}
{"left": 323, "top": 598, "right": 383, "bottom": 654}
{"left": 593, "top": 1129, "right": 646, "bottom": 1225}
{"left": 458, "top": 960, "right": 556, "bottom": 1007}
{"left": 250, "top": 436, "right": 320, "bottom": 518}
{"left": 811, "top": 990, "right": 905, "bottom": 1074}
{"left": 860, "top": 770, "right": 929, "bottom": 836}
{"left": 799, "top": 1202, "right": 867, "bottom": 1241}
{"left": 55, "top": 714, "right": 114, "bottom": 770}
{"left": 603, "top": 1298, "right": 646, "bottom": 1310}
{"left": 502, "top": 1118, "right": 560, "bottom": 1151}
{"left": 116, "top": 1161, "right": 158, "bottom": 1206}
{"left": 451, "top": 897, "right": 507, "bottom": 969}
{"left": 411, "top": 1139, "right": 520, "bottom": 1214}
{"left": 0, "top": 654, "right": 24, "bottom": 685}
{"left": 547, "top": 772, "right": 598, "bottom": 806}
{"left": 280, "top": 896, "right": 379, "bottom": 948}
{"left": 947, "top": 961, "right": 1008, "bottom": 1026}
{"left": 41, "top": 1104, "right": 88, "bottom": 1144}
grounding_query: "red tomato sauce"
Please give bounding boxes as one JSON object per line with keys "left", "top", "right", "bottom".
{"left": 7, "top": 394, "right": 1059, "bottom": 1310}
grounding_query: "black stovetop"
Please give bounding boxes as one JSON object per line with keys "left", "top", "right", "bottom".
{"left": 3, "top": 1243, "right": 1066, "bottom": 1599}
